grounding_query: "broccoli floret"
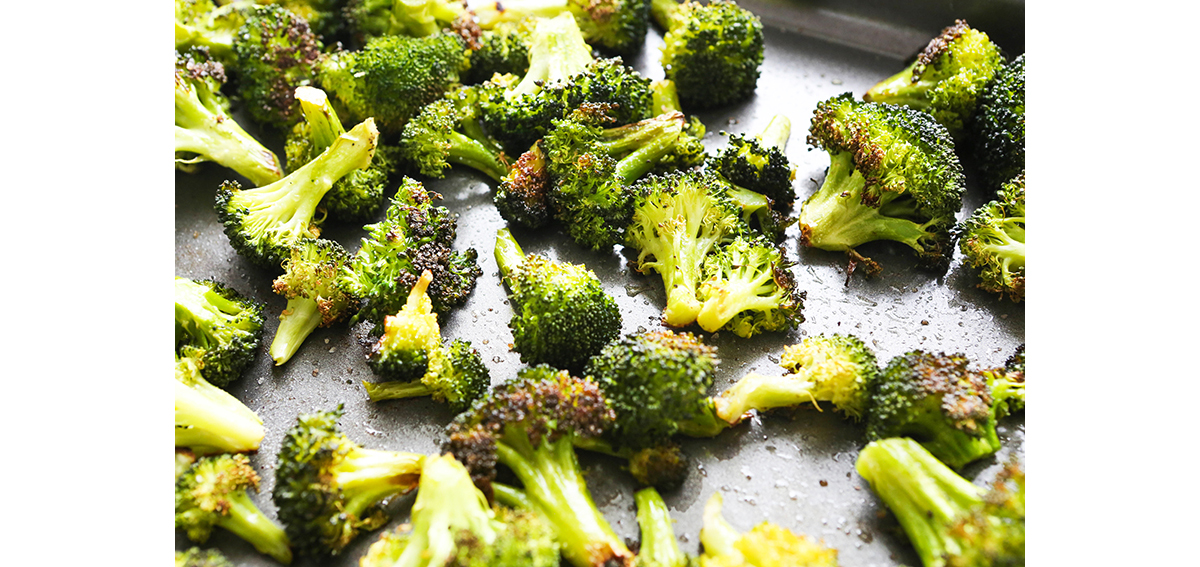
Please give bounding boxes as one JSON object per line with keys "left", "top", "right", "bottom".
{"left": 970, "top": 54, "right": 1025, "bottom": 191}
{"left": 494, "top": 140, "right": 553, "bottom": 228}
{"left": 269, "top": 238, "right": 357, "bottom": 365}
{"left": 399, "top": 96, "right": 512, "bottom": 182}
{"left": 695, "top": 235, "right": 804, "bottom": 337}
{"left": 365, "top": 338, "right": 492, "bottom": 412}
{"left": 633, "top": 487, "right": 689, "bottom": 567}
{"left": 444, "top": 365, "right": 632, "bottom": 567}
{"left": 175, "top": 547, "right": 234, "bottom": 567}
{"left": 346, "top": 0, "right": 466, "bottom": 42}
{"left": 709, "top": 115, "right": 795, "bottom": 208}
{"left": 175, "top": 48, "right": 283, "bottom": 187}
{"left": 359, "top": 453, "right": 561, "bottom": 567}
{"left": 866, "top": 351, "right": 1003, "bottom": 469}
{"left": 651, "top": 0, "right": 763, "bottom": 110}
{"left": 231, "top": 4, "right": 324, "bottom": 130}
{"left": 855, "top": 438, "right": 1024, "bottom": 567}
{"left": 626, "top": 169, "right": 748, "bottom": 327}
{"left": 175, "top": 354, "right": 265, "bottom": 455}
{"left": 341, "top": 178, "right": 482, "bottom": 327}
{"left": 175, "top": 277, "right": 266, "bottom": 387}
{"left": 699, "top": 492, "right": 839, "bottom": 567}
{"left": 471, "top": 0, "right": 650, "bottom": 55}
{"left": 465, "top": 20, "right": 534, "bottom": 85}
{"left": 272, "top": 405, "right": 425, "bottom": 559}
{"left": 318, "top": 33, "right": 470, "bottom": 135}
{"left": 264, "top": 0, "right": 347, "bottom": 41}
{"left": 986, "top": 344, "right": 1025, "bottom": 419}
{"left": 175, "top": 453, "right": 293, "bottom": 564}
{"left": 216, "top": 119, "right": 380, "bottom": 268}
{"left": 495, "top": 228, "right": 622, "bottom": 373}
{"left": 365, "top": 269, "right": 443, "bottom": 381}
{"left": 957, "top": 172, "right": 1024, "bottom": 301}
{"left": 799, "top": 93, "right": 966, "bottom": 271}
{"left": 175, "top": 0, "right": 255, "bottom": 62}
{"left": 864, "top": 20, "right": 1005, "bottom": 136}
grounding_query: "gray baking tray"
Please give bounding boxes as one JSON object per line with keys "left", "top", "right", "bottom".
{"left": 175, "top": 2, "right": 1025, "bottom": 564}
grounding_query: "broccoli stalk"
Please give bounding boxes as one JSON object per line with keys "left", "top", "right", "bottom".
{"left": 268, "top": 238, "right": 357, "bottom": 365}
{"left": 855, "top": 438, "right": 1025, "bottom": 567}
{"left": 399, "top": 97, "right": 512, "bottom": 182}
{"left": 650, "top": 0, "right": 764, "bottom": 109}
{"left": 698, "top": 492, "right": 839, "bottom": 566}
{"left": 175, "top": 355, "right": 265, "bottom": 455}
{"left": 175, "top": 453, "right": 293, "bottom": 564}
{"left": 633, "top": 488, "right": 688, "bottom": 567}
{"left": 694, "top": 235, "right": 804, "bottom": 337}
{"left": 470, "top": 0, "right": 649, "bottom": 55}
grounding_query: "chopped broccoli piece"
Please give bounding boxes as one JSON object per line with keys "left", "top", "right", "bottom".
{"left": 695, "top": 235, "right": 804, "bottom": 337}
{"left": 957, "top": 172, "right": 1025, "bottom": 301}
{"left": 174, "top": 354, "right": 265, "bottom": 455}
{"left": 494, "top": 140, "right": 553, "bottom": 228}
{"left": 699, "top": 492, "right": 839, "bottom": 566}
{"left": 399, "top": 96, "right": 512, "bottom": 182}
{"left": 651, "top": 0, "right": 764, "bottom": 109}
{"left": 471, "top": 0, "right": 650, "bottom": 55}
{"left": 969, "top": 54, "right": 1025, "bottom": 192}
{"left": 175, "top": 0, "right": 256, "bottom": 62}
{"left": 175, "top": 453, "right": 293, "bottom": 564}
{"left": 175, "top": 277, "right": 266, "bottom": 388}
{"left": 648, "top": 79, "right": 708, "bottom": 173}
{"left": 709, "top": 114, "right": 795, "bottom": 208}
{"left": 269, "top": 238, "right": 358, "bottom": 365}
{"left": 264, "top": 0, "right": 346, "bottom": 41}
{"left": 465, "top": 20, "right": 534, "bottom": 84}
{"left": 231, "top": 4, "right": 324, "bottom": 130}
{"left": 633, "top": 487, "right": 689, "bottom": 567}
{"left": 364, "top": 338, "right": 491, "bottom": 412}
{"left": 346, "top": 0, "right": 467, "bottom": 42}
{"left": 986, "top": 344, "right": 1025, "bottom": 419}
{"left": 175, "top": 546, "right": 234, "bottom": 567}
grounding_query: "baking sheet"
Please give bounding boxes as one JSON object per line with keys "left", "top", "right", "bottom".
{"left": 175, "top": 4, "right": 1025, "bottom": 565}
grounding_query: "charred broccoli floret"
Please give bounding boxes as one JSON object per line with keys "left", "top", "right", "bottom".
{"left": 398, "top": 95, "right": 511, "bottom": 182}
{"left": 175, "top": 0, "right": 255, "bottom": 62}
{"left": 175, "top": 453, "right": 293, "bottom": 564}
{"left": 855, "top": 438, "right": 1025, "bottom": 567}
{"left": 444, "top": 365, "right": 632, "bottom": 567}
{"left": 695, "top": 235, "right": 804, "bottom": 337}
{"left": 494, "top": 140, "right": 552, "bottom": 228}
{"left": 864, "top": 20, "right": 1005, "bottom": 135}
{"left": 799, "top": 93, "right": 965, "bottom": 271}
{"left": 495, "top": 228, "right": 622, "bottom": 373}
{"left": 175, "top": 546, "right": 235, "bottom": 567}
{"left": 269, "top": 238, "right": 357, "bottom": 365}
{"left": 633, "top": 487, "right": 689, "bottom": 567}
{"left": 970, "top": 54, "right": 1025, "bottom": 191}
{"left": 175, "top": 47, "right": 282, "bottom": 186}
{"left": 175, "top": 277, "right": 266, "bottom": 388}
{"left": 651, "top": 0, "right": 763, "bottom": 110}
{"left": 709, "top": 115, "right": 795, "bottom": 208}
{"left": 346, "top": 0, "right": 466, "bottom": 42}
{"left": 216, "top": 119, "right": 379, "bottom": 269}
{"left": 699, "top": 492, "right": 839, "bottom": 567}
{"left": 272, "top": 406, "right": 425, "bottom": 559}
{"left": 957, "top": 172, "right": 1025, "bottom": 301}
{"left": 175, "top": 354, "right": 265, "bottom": 455}
{"left": 231, "top": 4, "right": 324, "bottom": 130}
{"left": 986, "top": 344, "right": 1025, "bottom": 420}
{"left": 471, "top": 0, "right": 650, "bottom": 55}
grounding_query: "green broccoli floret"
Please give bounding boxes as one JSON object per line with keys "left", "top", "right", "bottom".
{"left": 359, "top": 453, "right": 561, "bottom": 567}
{"left": 970, "top": 54, "right": 1025, "bottom": 192}
{"left": 464, "top": 20, "right": 534, "bottom": 85}
{"left": 272, "top": 405, "right": 425, "bottom": 559}
{"left": 799, "top": 93, "right": 965, "bottom": 271}
{"left": 175, "top": 0, "right": 255, "bottom": 63}
{"left": 317, "top": 32, "right": 470, "bottom": 135}
{"left": 263, "top": 0, "right": 347, "bottom": 41}
{"left": 633, "top": 487, "right": 689, "bottom": 567}
{"left": 268, "top": 238, "right": 357, "bottom": 365}
{"left": 494, "top": 227, "right": 622, "bottom": 373}
{"left": 365, "top": 338, "right": 492, "bottom": 412}
{"left": 175, "top": 546, "right": 234, "bottom": 567}
{"left": 709, "top": 115, "right": 795, "bottom": 208}
{"left": 175, "top": 453, "right": 293, "bottom": 564}
{"left": 986, "top": 344, "right": 1025, "bottom": 419}
{"left": 695, "top": 235, "right": 804, "bottom": 337}
{"left": 175, "top": 277, "right": 266, "bottom": 387}
{"left": 365, "top": 269, "right": 443, "bottom": 381}
{"left": 346, "top": 0, "right": 466, "bottom": 42}
{"left": 444, "top": 365, "right": 632, "bottom": 567}
{"left": 341, "top": 178, "right": 482, "bottom": 327}
{"left": 175, "top": 354, "right": 265, "bottom": 455}
{"left": 175, "top": 48, "right": 283, "bottom": 187}
{"left": 494, "top": 140, "right": 553, "bottom": 228}
{"left": 648, "top": 79, "right": 708, "bottom": 174}
{"left": 864, "top": 20, "right": 1005, "bottom": 136}
{"left": 216, "top": 119, "right": 379, "bottom": 269}
{"left": 471, "top": 0, "right": 650, "bottom": 55}
{"left": 698, "top": 492, "right": 839, "bottom": 567}
{"left": 855, "top": 438, "right": 1024, "bottom": 567}
{"left": 399, "top": 96, "right": 512, "bottom": 182}
{"left": 958, "top": 172, "right": 1024, "bottom": 301}
{"left": 651, "top": 0, "right": 763, "bottom": 110}
{"left": 231, "top": 4, "right": 324, "bottom": 130}
{"left": 866, "top": 351, "right": 1004, "bottom": 469}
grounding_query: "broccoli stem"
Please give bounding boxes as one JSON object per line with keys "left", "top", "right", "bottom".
{"left": 362, "top": 379, "right": 435, "bottom": 402}
{"left": 492, "top": 482, "right": 539, "bottom": 511}
{"left": 333, "top": 448, "right": 424, "bottom": 519}
{"left": 270, "top": 297, "right": 322, "bottom": 366}
{"left": 650, "top": 80, "right": 682, "bottom": 115}
{"left": 443, "top": 130, "right": 512, "bottom": 182}
{"left": 474, "top": 0, "right": 575, "bottom": 29}
{"left": 864, "top": 65, "right": 936, "bottom": 110}
{"left": 174, "top": 88, "right": 283, "bottom": 187}
{"left": 634, "top": 488, "right": 686, "bottom": 567}
{"left": 711, "top": 373, "right": 820, "bottom": 425}
{"left": 610, "top": 120, "right": 685, "bottom": 183}
{"left": 507, "top": 13, "right": 594, "bottom": 98}
{"left": 296, "top": 86, "right": 345, "bottom": 153}
{"left": 174, "top": 377, "right": 265, "bottom": 454}
{"left": 493, "top": 227, "right": 526, "bottom": 280}
{"left": 757, "top": 114, "right": 792, "bottom": 151}
{"left": 918, "top": 425, "right": 1002, "bottom": 471}
{"left": 649, "top": 0, "right": 679, "bottom": 30}
{"left": 218, "top": 491, "right": 294, "bottom": 564}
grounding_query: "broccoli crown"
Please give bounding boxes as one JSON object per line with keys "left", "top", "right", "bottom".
{"left": 346, "top": 0, "right": 466, "bottom": 42}
{"left": 465, "top": 21, "right": 534, "bottom": 85}
{"left": 699, "top": 492, "right": 838, "bottom": 567}
{"left": 175, "top": 277, "right": 266, "bottom": 388}
{"left": 175, "top": 0, "right": 256, "bottom": 61}
{"left": 267, "top": 0, "right": 347, "bottom": 41}
{"left": 970, "top": 53, "right": 1025, "bottom": 191}
{"left": 231, "top": 4, "right": 323, "bottom": 130}
{"left": 957, "top": 171, "right": 1025, "bottom": 301}
{"left": 855, "top": 438, "right": 1024, "bottom": 567}
{"left": 625, "top": 443, "right": 691, "bottom": 491}
{"left": 585, "top": 329, "right": 718, "bottom": 449}
{"left": 696, "top": 235, "right": 804, "bottom": 337}
{"left": 657, "top": 0, "right": 764, "bottom": 110}
{"left": 799, "top": 93, "right": 965, "bottom": 270}
{"left": 175, "top": 546, "right": 235, "bottom": 567}
{"left": 175, "top": 453, "right": 293, "bottom": 565}
{"left": 341, "top": 178, "right": 482, "bottom": 326}
{"left": 472, "top": 0, "right": 650, "bottom": 55}
{"left": 366, "top": 269, "right": 442, "bottom": 381}
{"left": 175, "top": 354, "right": 265, "bottom": 455}
{"left": 318, "top": 33, "right": 470, "bottom": 135}
{"left": 626, "top": 169, "right": 749, "bottom": 327}
{"left": 495, "top": 140, "right": 553, "bottom": 228}
{"left": 272, "top": 405, "right": 425, "bottom": 559}
{"left": 864, "top": 20, "right": 1005, "bottom": 135}
{"left": 709, "top": 115, "right": 795, "bottom": 208}
{"left": 985, "top": 343, "right": 1025, "bottom": 419}
{"left": 866, "top": 351, "right": 1000, "bottom": 469}
{"left": 399, "top": 98, "right": 512, "bottom": 182}
{"left": 269, "top": 238, "right": 358, "bottom": 365}
{"left": 633, "top": 487, "right": 689, "bottom": 567}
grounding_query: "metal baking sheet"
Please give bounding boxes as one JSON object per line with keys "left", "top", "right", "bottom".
{"left": 175, "top": 3, "right": 1025, "bottom": 565}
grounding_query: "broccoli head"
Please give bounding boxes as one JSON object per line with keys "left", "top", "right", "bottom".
{"left": 364, "top": 338, "right": 490, "bottom": 413}
{"left": 175, "top": 354, "right": 265, "bottom": 455}
{"left": 231, "top": 4, "right": 324, "bottom": 130}
{"left": 269, "top": 238, "right": 358, "bottom": 365}
{"left": 652, "top": 0, "right": 764, "bottom": 110}
{"left": 346, "top": 0, "right": 467, "bottom": 42}
{"left": 464, "top": 20, "right": 534, "bottom": 85}
{"left": 175, "top": 546, "right": 234, "bottom": 567}
{"left": 970, "top": 53, "right": 1025, "bottom": 192}
{"left": 175, "top": 0, "right": 255, "bottom": 62}
{"left": 175, "top": 453, "right": 293, "bottom": 564}
{"left": 695, "top": 235, "right": 804, "bottom": 338}
{"left": 957, "top": 171, "right": 1025, "bottom": 301}
{"left": 699, "top": 492, "right": 839, "bottom": 567}
{"left": 471, "top": 0, "right": 650, "bottom": 55}
{"left": 175, "top": 277, "right": 266, "bottom": 388}
{"left": 398, "top": 97, "right": 512, "bottom": 182}
{"left": 494, "top": 140, "right": 553, "bottom": 229}
{"left": 265, "top": 0, "right": 347, "bottom": 41}
{"left": 986, "top": 344, "right": 1025, "bottom": 419}
{"left": 709, "top": 114, "right": 795, "bottom": 208}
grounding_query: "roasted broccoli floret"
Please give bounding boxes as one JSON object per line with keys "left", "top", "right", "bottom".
{"left": 444, "top": 365, "right": 632, "bottom": 567}
{"left": 471, "top": 0, "right": 650, "bottom": 55}
{"left": 175, "top": 0, "right": 255, "bottom": 62}
{"left": 958, "top": 172, "right": 1024, "bottom": 301}
{"left": 699, "top": 492, "right": 839, "bottom": 567}
{"left": 799, "top": 93, "right": 965, "bottom": 271}
{"left": 399, "top": 96, "right": 512, "bottom": 182}
{"left": 264, "top": 0, "right": 346, "bottom": 41}
{"left": 177, "top": 449, "right": 199, "bottom": 480}
{"left": 317, "top": 33, "right": 470, "bottom": 135}
{"left": 176, "top": 453, "right": 293, "bottom": 564}
{"left": 365, "top": 338, "right": 491, "bottom": 412}
{"left": 633, "top": 487, "right": 689, "bottom": 567}
{"left": 864, "top": 20, "right": 1005, "bottom": 136}
{"left": 272, "top": 406, "right": 425, "bottom": 559}
{"left": 346, "top": 0, "right": 466, "bottom": 42}
{"left": 970, "top": 54, "right": 1025, "bottom": 191}
{"left": 175, "top": 546, "right": 234, "bottom": 567}
{"left": 465, "top": 20, "right": 534, "bottom": 84}
{"left": 269, "top": 238, "right": 357, "bottom": 365}
{"left": 175, "top": 277, "right": 266, "bottom": 387}
{"left": 359, "top": 453, "right": 561, "bottom": 567}
{"left": 986, "top": 344, "right": 1025, "bottom": 419}
{"left": 855, "top": 438, "right": 1024, "bottom": 567}
{"left": 695, "top": 235, "right": 804, "bottom": 337}
{"left": 216, "top": 119, "right": 379, "bottom": 268}
{"left": 341, "top": 177, "right": 482, "bottom": 327}
{"left": 709, "top": 115, "right": 795, "bottom": 208}
{"left": 175, "top": 354, "right": 265, "bottom": 455}
{"left": 651, "top": 0, "right": 763, "bottom": 110}
{"left": 494, "top": 140, "right": 553, "bottom": 228}
{"left": 231, "top": 4, "right": 324, "bottom": 130}
{"left": 175, "top": 48, "right": 282, "bottom": 187}
{"left": 495, "top": 227, "right": 622, "bottom": 373}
